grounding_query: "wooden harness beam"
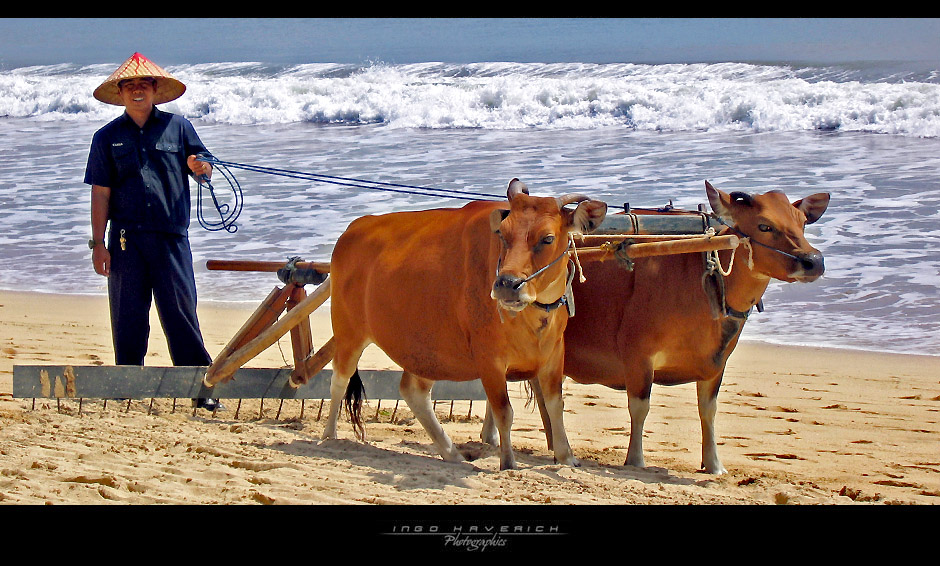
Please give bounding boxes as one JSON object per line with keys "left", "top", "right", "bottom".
{"left": 12, "top": 365, "right": 487, "bottom": 401}
{"left": 203, "top": 278, "right": 331, "bottom": 386}
{"left": 575, "top": 234, "right": 740, "bottom": 263}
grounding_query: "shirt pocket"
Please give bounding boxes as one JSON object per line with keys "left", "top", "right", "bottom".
{"left": 110, "top": 143, "right": 139, "bottom": 181}
{"left": 153, "top": 134, "right": 185, "bottom": 181}
{"left": 154, "top": 140, "right": 180, "bottom": 153}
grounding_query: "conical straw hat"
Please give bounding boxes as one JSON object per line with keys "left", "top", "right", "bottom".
{"left": 93, "top": 52, "right": 186, "bottom": 106}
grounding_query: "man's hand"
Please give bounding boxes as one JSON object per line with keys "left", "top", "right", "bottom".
{"left": 92, "top": 244, "right": 110, "bottom": 277}
{"left": 187, "top": 155, "right": 212, "bottom": 180}
{"left": 90, "top": 184, "right": 111, "bottom": 277}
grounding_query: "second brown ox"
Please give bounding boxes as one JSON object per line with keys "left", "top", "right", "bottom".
{"left": 321, "top": 179, "right": 607, "bottom": 470}
{"left": 484, "top": 180, "right": 830, "bottom": 474}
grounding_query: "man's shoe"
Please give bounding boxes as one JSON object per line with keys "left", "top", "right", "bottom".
{"left": 193, "top": 398, "right": 225, "bottom": 411}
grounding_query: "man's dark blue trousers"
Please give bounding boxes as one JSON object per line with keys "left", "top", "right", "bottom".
{"left": 107, "top": 229, "right": 212, "bottom": 367}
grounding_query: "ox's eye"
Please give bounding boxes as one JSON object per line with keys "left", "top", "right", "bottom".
{"left": 757, "top": 224, "right": 774, "bottom": 233}
{"left": 540, "top": 235, "right": 556, "bottom": 246}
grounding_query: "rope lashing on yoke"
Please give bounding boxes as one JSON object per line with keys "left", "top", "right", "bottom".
{"left": 703, "top": 226, "right": 752, "bottom": 276}
{"left": 703, "top": 217, "right": 775, "bottom": 318}
{"left": 277, "top": 256, "right": 328, "bottom": 286}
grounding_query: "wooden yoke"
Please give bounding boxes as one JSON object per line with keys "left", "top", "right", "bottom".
{"left": 203, "top": 259, "right": 331, "bottom": 388}
{"left": 574, "top": 234, "right": 740, "bottom": 264}
{"left": 205, "top": 259, "right": 331, "bottom": 273}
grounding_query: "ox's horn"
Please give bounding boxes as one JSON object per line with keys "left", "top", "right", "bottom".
{"left": 556, "top": 194, "right": 591, "bottom": 208}
{"left": 507, "top": 178, "right": 529, "bottom": 200}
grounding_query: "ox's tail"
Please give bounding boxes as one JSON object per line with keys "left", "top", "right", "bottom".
{"left": 344, "top": 371, "right": 366, "bottom": 441}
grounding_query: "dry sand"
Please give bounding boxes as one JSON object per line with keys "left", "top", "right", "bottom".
{"left": 2, "top": 289, "right": 939, "bottom": 514}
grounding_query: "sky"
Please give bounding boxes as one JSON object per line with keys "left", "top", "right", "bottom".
{"left": 0, "top": 18, "right": 938, "bottom": 68}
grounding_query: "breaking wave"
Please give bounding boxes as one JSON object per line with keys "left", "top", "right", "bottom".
{"left": 2, "top": 60, "right": 939, "bottom": 137}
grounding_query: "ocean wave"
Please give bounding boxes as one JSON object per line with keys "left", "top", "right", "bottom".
{"left": 2, "top": 61, "right": 939, "bottom": 136}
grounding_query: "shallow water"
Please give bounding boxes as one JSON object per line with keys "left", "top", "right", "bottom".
{"left": 1, "top": 116, "right": 938, "bottom": 356}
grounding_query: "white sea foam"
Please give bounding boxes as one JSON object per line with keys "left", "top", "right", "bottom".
{"left": 3, "top": 61, "right": 940, "bottom": 137}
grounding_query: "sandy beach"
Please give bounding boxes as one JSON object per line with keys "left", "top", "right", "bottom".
{"left": 1, "top": 288, "right": 939, "bottom": 510}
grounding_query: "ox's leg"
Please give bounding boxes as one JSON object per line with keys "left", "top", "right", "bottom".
{"left": 321, "top": 340, "right": 368, "bottom": 441}
{"left": 400, "top": 371, "right": 465, "bottom": 463}
{"left": 537, "top": 371, "right": 579, "bottom": 467}
{"left": 481, "top": 380, "right": 554, "bottom": 450}
{"left": 480, "top": 404, "right": 499, "bottom": 446}
{"left": 625, "top": 372, "right": 653, "bottom": 468}
{"left": 528, "top": 378, "right": 554, "bottom": 451}
{"left": 697, "top": 376, "right": 728, "bottom": 475}
{"left": 481, "top": 379, "right": 516, "bottom": 471}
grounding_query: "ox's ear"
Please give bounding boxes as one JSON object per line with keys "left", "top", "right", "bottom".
{"left": 507, "top": 178, "right": 529, "bottom": 200}
{"left": 490, "top": 208, "right": 510, "bottom": 233}
{"left": 706, "top": 180, "right": 735, "bottom": 222}
{"left": 567, "top": 200, "right": 608, "bottom": 235}
{"left": 706, "top": 180, "right": 753, "bottom": 222}
{"left": 793, "top": 193, "right": 830, "bottom": 225}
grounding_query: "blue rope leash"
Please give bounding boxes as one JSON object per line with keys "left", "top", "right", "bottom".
{"left": 193, "top": 154, "right": 505, "bottom": 233}
{"left": 197, "top": 155, "right": 503, "bottom": 202}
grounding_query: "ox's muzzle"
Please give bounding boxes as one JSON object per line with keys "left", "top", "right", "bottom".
{"left": 491, "top": 273, "right": 534, "bottom": 312}
{"left": 792, "top": 251, "right": 825, "bottom": 282}
{"left": 492, "top": 239, "right": 572, "bottom": 312}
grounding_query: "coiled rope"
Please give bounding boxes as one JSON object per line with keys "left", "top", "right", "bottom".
{"left": 195, "top": 152, "right": 244, "bottom": 233}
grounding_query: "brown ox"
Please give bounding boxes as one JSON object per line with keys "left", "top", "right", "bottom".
{"left": 321, "top": 179, "right": 607, "bottom": 470}
{"left": 484, "top": 180, "right": 829, "bottom": 474}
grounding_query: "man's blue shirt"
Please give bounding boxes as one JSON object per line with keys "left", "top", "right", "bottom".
{"left": 84, "top": 106, "right": 208, "bottom": 235}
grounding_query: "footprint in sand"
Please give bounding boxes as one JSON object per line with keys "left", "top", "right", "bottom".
{"left": 744, "top": 452, "right": 804, "bottom": 462}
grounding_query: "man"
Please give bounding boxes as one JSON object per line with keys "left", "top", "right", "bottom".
{"left": 84, "top": 52, "right": 222, "bottom": 411}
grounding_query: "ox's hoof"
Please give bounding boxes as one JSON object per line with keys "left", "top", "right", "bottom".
{"left": 702, "top": 461, "right": 728, "bottom": 475}
{"left": 624, "top": 455, "right": 645, "bottom": 469}
{"left": 554, "top": 455, "right": 581, "bottom": 467}
{"left": 441, "top": 450, "right": 466, "bottom": 464}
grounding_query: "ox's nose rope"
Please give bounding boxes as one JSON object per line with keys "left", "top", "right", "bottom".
{"left": 493, "top": 235, "right": 584, "bottom": 316}
{"left": 515, "top": 238, "right": 573, "bottom": 288}
{"left": 496, "top": 235, "right": 584, "bottom": 288}
{"left": 708, "top": 214, "right": 803, "bottom": 262}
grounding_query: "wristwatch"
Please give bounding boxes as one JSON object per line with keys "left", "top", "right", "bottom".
{"left": 88, "top": 238, "right": 103, "bottom": 249}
